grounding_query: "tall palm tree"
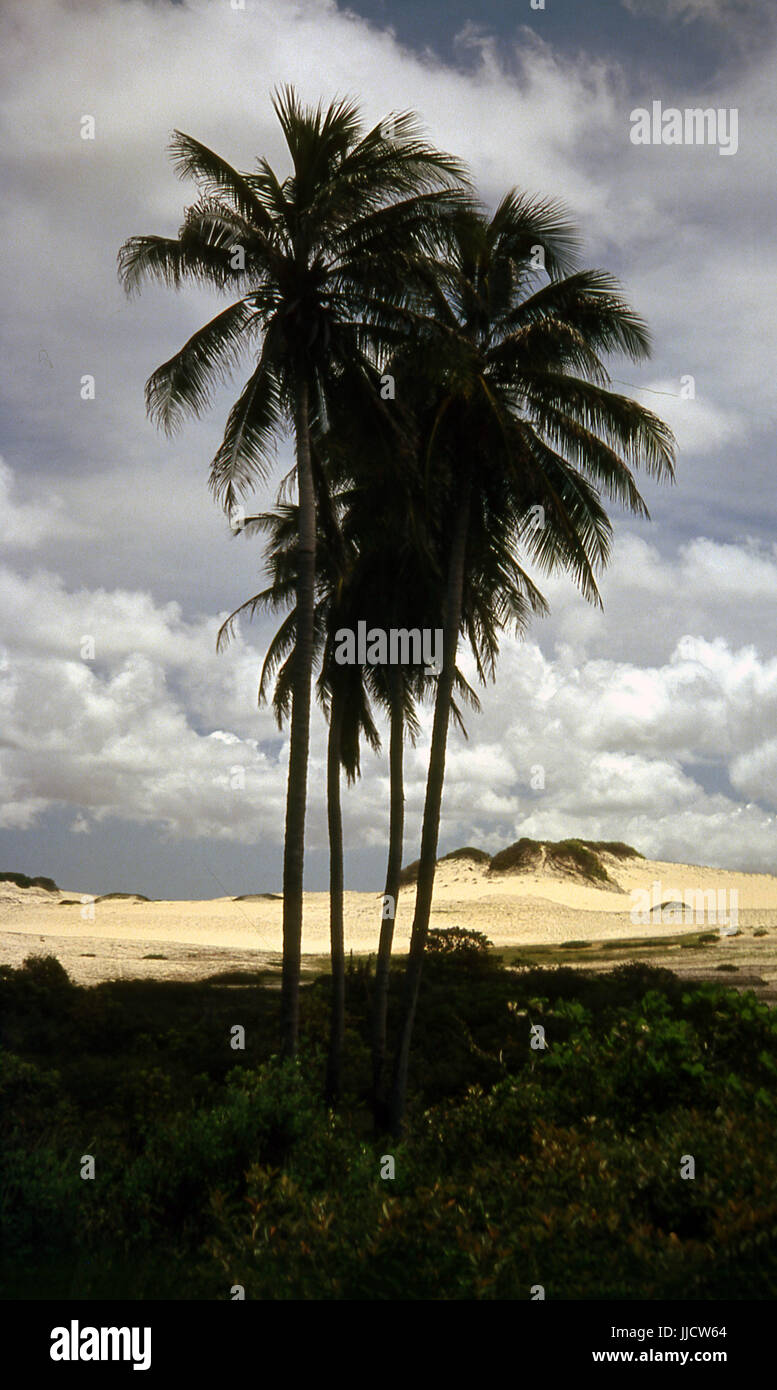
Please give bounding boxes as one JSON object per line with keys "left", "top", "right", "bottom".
{"left": 388, "top": 195, "right": 677, "bottom": 1135}
{"left": 219, "top": 421, "right": 481, "bottom": 1113}
{"left": 217, "top": 487, "right": 379, "bottom": 1105}
{"left": 118, "top": 89, "right": 469, "bottom": 1056}
{"left": 318, "top": 363, "right": 483, "bottom": 1126}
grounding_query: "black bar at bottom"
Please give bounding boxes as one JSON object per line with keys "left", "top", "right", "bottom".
{"left": 1, "top": 1298, "right": 764, "bottom": 1377}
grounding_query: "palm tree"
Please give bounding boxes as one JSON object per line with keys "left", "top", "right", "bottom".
{"left": 218, "top": 415, "right": 481, "bottom": 1113}
{"left": 217, "top": 487, "right": 379, "bottom": 1105}
{"left": 118, "top": 89, "right": 469, "bottom": 1056}
{"left": 318, "top": 363, "right": 483, "bottom": 1126}
{"left": 388, "top": 195, "right": 677, "bottom": 1135}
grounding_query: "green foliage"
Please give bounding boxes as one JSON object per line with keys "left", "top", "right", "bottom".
{"left": 542, "top": 990, "right": 711, "bottom": 1122}
{"left": 488, "top": 837, "right": 540, "bottom": 873}
{"left": 439, "top": 847, "right": 491, "bottom": 864}
{"left": 0, "top": 952, "right": 73, "bottom": 995}
{"left": 400, "top": 837, "right": 644, "bottom": 888}
{"left": 547, "top": 839, "right": 611, "bottom": 882}
{"left": 1, "top": 955, "right": 776, "bottom": 1299}
{"left": 583, "top": 840, "right": 643, "bottom": 860}
{"left": 426, "top": 926, "right": 493, "bottom": 957}
{"left": 0, "top": 1051, "right": 72, "bottom": 1137}
{"left": 398, "top": 859, "right": 420, "bottom": 886}
{"left": 487, "top": 837, "right": 623, "bottom": 882}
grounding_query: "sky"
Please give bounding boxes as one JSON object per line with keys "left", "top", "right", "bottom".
{"left": 1, "top": 0, "right": 776, "bottom": 897}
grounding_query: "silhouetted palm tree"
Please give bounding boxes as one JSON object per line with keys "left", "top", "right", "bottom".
{"left": 118, "top": 89, "right": 469, "bottom": 1055}
{"left": 218, "top": 416, "right": 485, "bottom": 1113}
{"left": 217, "top": 488, "right": 379, "bottom": 1105}
{"left": 388, "top": 195, "right": 676, "bottom": 1135}
{"left": 318, "top": 365, "right": 484, "bottom": 1126}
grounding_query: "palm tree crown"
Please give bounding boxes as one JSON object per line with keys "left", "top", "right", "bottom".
{"left": 387, "top": 195, "right": 676, "bottom": 1133}
{"left": 118, "top": 87, "right": 469, "bottom": 513}
{"left": 118, "top": 87, "right": 471, "bottom": 1056}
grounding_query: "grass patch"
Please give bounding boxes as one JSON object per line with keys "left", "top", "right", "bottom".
{"left": 584, "top": 840, "right": 644, "bottom": 860}
{"left": 487, "top": 838, "right": 620, "bottom": 883}
{"left": 498, "top": 929, "right": 723, "bottom": 971}
{"left": 439, "top": 846, "right": 491, "bottom": 865}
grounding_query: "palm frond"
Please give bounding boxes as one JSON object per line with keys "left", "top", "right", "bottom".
{"left": 516, "top": 372, "right": 676, "bottom": 479}
{"left": 117, "top": 233, "right": 235, "bottom": 296}
{"left": 145, "top": 297, "right": 260, "bottom": 435}
{"left": 208, "top": 344, "right": 283, "bottom": 513}
{"left": 168, "top": 130, "right": 275, "bottom": 232}
{"left": 504, "top": 270, "right": 653, "bottom": 361}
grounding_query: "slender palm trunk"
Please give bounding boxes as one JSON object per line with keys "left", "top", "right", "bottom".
{"left": 280, "top": 377, "right": 316, "bottom": 1058}
{"left": 388, "top": 475, "right": 472, "bottom": 1137}
{"left": 371, "top": 665, "right": 405, "bottom": 1131}
{"left": 325, "top": 690, "right": 345, "bottom": 1105}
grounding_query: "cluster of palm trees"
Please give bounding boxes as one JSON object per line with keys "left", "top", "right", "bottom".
{"left": 118, "top": 86, "right": 675, "bottom": 1136}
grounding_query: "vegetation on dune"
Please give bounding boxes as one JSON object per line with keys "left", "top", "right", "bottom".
{"left": 0, "top": 872, "right": 59, "bottom": 893}
{"left": 488, "top": 838, "right": 544, "bottom": 874}
{"left": 546, "top": 839, "right": 613, "bottom": 883}
{"left": 398, "top": 859, "right": 421, "bottom": 887}
{"left": 95, "top": 892, "right": 151, "bottom": 902}
{"left": 2, "top": 947, "right": 776, "bottom": 1300}
{"left": 429, "top": 836, "right": 643, "bottom": 882}
{"left": 587, "top": 840, "right": 645, "bottom": 860}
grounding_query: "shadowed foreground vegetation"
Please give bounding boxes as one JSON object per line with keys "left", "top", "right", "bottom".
{"left": 2, "top": 938, "right": 776, "bottom": 1300}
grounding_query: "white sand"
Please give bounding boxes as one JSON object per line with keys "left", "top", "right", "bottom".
{"left": 2, "top": 853, "right": 776, "bottom": 969}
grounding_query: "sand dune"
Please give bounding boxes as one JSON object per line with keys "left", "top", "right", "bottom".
{"left": 2, "top": 848, "right": 776, "bottom": 986}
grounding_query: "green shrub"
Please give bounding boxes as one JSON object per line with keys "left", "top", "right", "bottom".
{"left": 426, "top": 926, "right": 493, "bottom": 957}
{"left": 2, "top": 953, "right": 777, "bottom": 1298}
{"left": 488, "top": 838, "right": 540, "bottom": 873}
{"left": 439, "top": 847, "right": 491, "bottom": 865}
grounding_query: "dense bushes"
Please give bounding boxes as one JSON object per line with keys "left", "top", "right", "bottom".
{"left": 1, "top": 950, "right": 776, "bottom": 1298}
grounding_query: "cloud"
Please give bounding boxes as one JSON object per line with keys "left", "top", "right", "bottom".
{"left": 0, "top": 458, "right": 82, "bottom": 549}
{"left": 630, "top": 383, "right": 744, "bottom": 456}
{"left": 621, "top": 0, "right": 768, "bottom": 28}
{"left": 0, "top": 562, "right": 289, "bottom": 841}
{"left": 1, "top": 1, "right": 775, "bottom": 882}
{"left": 2, "top": 525, "right": 776, "bottom": 870}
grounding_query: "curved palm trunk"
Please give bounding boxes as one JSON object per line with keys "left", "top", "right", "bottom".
{"left": 280, "top": 377, "right": 316, "bottom": 1058}
{"left": 371, "top": 664, "right": 405, "bottom": 1131}
{"left": 388, "top": 475, "right": 472, "bottom": 1138}
{"left": 325, "top": 690, "right": 345, "bottom": 1105}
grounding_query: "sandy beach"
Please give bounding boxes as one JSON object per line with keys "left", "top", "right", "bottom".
{"left": 3, "top": 849, "right": 777, "bottom": 986}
